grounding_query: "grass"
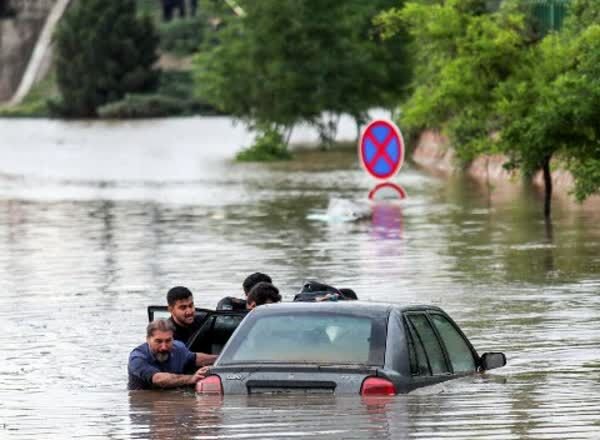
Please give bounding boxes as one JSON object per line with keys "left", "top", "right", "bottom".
{"left": 0, "top": 72, "right": 58, "bottom": 117}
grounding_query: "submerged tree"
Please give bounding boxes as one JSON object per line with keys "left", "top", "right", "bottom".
{"left": 377, "top": 0, "right": 600, "bottom": 217}
{"left": 497, "top": 1, "right": 600, "bottom": 215}
{"left": 195, "top": 0, "right": 411, "bottom": 151}
{"left": 54, "top": 0, "right": 159, "bottom": 117}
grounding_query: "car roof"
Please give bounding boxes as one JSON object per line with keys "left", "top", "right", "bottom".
{"left": 251, "top": 301, "right": 445, "bottom": 318}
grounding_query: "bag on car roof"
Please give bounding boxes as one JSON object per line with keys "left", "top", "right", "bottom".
{"left": 293, "top": 280, "right": 343, "bottom": 302}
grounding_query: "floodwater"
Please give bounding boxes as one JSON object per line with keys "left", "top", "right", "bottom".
{"left": 0, "top": 117, "right": 599, "bottom": 439}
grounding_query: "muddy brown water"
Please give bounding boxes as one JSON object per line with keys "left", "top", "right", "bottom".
{"left": 1, "top": 117, "right": 599, "bottom": 439}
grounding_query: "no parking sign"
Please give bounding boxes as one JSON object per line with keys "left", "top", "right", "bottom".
{"left": 359, "top": 119, "right": 405, "bottom": 180}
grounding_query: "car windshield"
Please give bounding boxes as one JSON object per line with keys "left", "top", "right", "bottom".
{"left": 218, "top": 312, "right": 386, "bottom": 366}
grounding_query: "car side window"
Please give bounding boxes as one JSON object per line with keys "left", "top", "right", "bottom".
{"left": 431, "top": 314, "right": 476, "bottom": 373}
{"left": 405, "top": 318, "right": 431, "bottom": 376}
{"left": 407, "top": 314, "right": 450, "bottom": 375}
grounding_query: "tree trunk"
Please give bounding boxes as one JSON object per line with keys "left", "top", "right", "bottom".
{"left": 284, "top": 125, "right": 294, "bottom": 148}
{"left": 542, "top": 155, "right": 553, "bottom": 218}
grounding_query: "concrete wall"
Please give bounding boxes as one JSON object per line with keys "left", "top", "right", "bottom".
{"left": 0, "top": 0, "right": 56, "bottom": 102}
{"left": 413, "top": 129, "right": 600, "bottom": 207}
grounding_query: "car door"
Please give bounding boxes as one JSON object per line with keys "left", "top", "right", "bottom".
{"left": 147, "top": 305, "right": 210, "bottom": 323}
{"left": 146, "top": 305, "right": 247, "bottom": 355}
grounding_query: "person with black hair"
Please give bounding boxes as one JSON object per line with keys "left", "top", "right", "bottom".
{"left": 246, "top": 282, "right": 282, "bottom": 310}
{"left": 216, "top": 272, "right": 272, "bottom": 311}
{"left": 167, "top": 286, "right": 207, "bottom": 345}
{"left": 128, "top": 319, "right": 212, "bottom": 390}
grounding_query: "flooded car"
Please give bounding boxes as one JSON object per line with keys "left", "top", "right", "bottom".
{"left": 196, "top": 302, "right": 506, "bottom": 396}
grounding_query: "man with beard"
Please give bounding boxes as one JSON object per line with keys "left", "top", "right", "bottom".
{"left": 166, "top": 286, "right": 211, "bottom": 344}
{"left": 128, "top": 319, "right": 214, "bottom": 390}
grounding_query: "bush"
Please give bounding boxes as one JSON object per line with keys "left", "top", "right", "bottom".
{"left": 158, "top": 70, "right": 220, "bottom": 114}
{"left": 54, "top": 0, "right": 160, "bottom": 117}
{"left": 159, "top": 17, "right": 205, "bottom": 55}
{"left": 97, "top": 89, "right": 219, "bottom": 118}
{"left": 97, "top": 94, "right": 185, "bottom": 118}
{"left": 236, "top": 129, "right": 292, "bottom": 162}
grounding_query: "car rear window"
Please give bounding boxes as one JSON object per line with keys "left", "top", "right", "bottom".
{"left": 218, "top": 313, "right": 386, "bottom": 366}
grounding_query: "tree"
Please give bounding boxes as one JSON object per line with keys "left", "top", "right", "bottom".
{"left": 497, "top": 0, "right": 600, "bottom": 215}
{"left": 195, "top": 0, "right": 411, "bottom": 149}
{"left": 377, "top": 0, "right": 600, "bottom": 217}
{"left": 376, "top": 0, "right": 530, "bottom": 158}
{"left": 54, "top": 0, "right": 159, "bottom": 117}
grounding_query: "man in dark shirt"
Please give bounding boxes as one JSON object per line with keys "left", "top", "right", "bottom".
{"left": 166, "top": 286, "right": 207, "bottom": 344}
{"left": 216, "top": 272, "right": 272, "bottom": 311}
{"left": 128, "top": 319, "right": 213, "bottom": 390}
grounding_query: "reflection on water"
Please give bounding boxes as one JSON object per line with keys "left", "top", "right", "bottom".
{"left": 1, "top": 118, "right": 600, "bottom": 439}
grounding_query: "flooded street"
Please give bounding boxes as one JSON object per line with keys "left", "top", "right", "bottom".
{"left": 1, "top": 117, "right": 599, "bottom": 439}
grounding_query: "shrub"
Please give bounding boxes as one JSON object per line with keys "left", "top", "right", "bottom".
{"left": 54, "top": 0, "right": 159, "bottom": 117}
{"left": 97, "top": 90, "right": 219, "bottom": 118}
{"left": 236, "top": 129, "right": 292, "bottom": 162}
{"left": 97, "top": 94, "right": 185, "bottom": 118}
{"left": 159, "top": 17, "right": 205, "bottom": 55}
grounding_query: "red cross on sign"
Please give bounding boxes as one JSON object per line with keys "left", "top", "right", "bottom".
{"left": 359, "top": 120, "right": 404, "bottom": 180}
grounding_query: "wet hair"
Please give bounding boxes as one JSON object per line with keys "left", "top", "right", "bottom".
{"left": 247, "top": 282, "right": 281, "bottom": 306}
{"left": 243, "top": 272, "right": 272, "bottom": 295}
{"left": 166, "top": 286, "right": 193, "bottom": 306}
{"left": 339, "top": 288, "right": 358, "bottom": 300}
{"left": 147, "top": 319, "right": 175, "bottom": 338}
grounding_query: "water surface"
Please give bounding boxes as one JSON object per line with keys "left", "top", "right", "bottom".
{"left": 1, "top": 117, "right": 599, "bottom": 439}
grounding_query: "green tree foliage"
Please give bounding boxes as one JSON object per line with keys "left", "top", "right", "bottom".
{"left": 376, "top": 0, "right": 530, "bottom": 161}
{"left": 496, "top": 0, "right": 600, "bottom": 213}
{"left": 195, "top": 0, "right": 411, "bottom": 150}
{"left": 54, "top": 0, "right": 159, "bottom": 117}
{"left": 378, "top": 0, "right": 600, "bottom": 215}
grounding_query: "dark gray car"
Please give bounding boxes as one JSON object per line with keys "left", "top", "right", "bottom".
{"left": 196, "top": 302, "right": 506, "bottom": 396}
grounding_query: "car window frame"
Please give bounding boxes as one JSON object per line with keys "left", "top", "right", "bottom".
{"left": 427, "top": 312, "right": 479, "bottom": 373}
{"left": 187, "top": 310, "right": 248, "bottom": 353}
{"left": 147, "top": 305, "right": 212, "bottom": 323}
{"left": 403, "top": 311, "right": 452, "bottom": 376}
{"left": 404, "top": 315, "right": 432, "bottom": 376}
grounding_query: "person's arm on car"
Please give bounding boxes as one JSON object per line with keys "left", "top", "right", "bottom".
{"left": 152, "top": 366, "right": 209, "bottom": 388}
{"left": 196, "top": 353, "right": 218, "bottom": 366}
{"left": 180, "top": 341, "right": 217, "bottom": 367}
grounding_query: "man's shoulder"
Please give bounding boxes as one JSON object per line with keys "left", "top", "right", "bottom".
{"left": 128, "top": 343, "right": 151, "bottom": 365}
{"left": 172, "top": 340, "right": 188, "bottom": 351}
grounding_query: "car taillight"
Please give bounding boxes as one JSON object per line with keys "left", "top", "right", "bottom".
{"left": 360, "top": 377, "right": 396, "bottom": 396}
{"left": 196, "top": 375, "right": 223, "bottom": 395}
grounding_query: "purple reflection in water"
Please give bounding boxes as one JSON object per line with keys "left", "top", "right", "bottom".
{"left": 371, "top": 203, "right": 404, "bottom": 240}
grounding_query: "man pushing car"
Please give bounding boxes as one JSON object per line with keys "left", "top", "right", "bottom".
{"left": 128, "top": 319, "right": 215, "bottom": 390}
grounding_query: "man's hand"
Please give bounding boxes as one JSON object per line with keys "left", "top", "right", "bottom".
{"left": 189, "top": 366, "right": 210, "bottom": 384}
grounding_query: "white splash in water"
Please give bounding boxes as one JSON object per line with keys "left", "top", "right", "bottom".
{"left": 307, "top": 197, "right": 372, "bottom": 223}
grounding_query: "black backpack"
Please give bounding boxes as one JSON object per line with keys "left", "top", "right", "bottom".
{"left": 293, "top": 280, "right": 346, "bottom": 302}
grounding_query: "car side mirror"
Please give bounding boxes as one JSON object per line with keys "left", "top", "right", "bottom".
{"left": 479, "top": 352, "right": 506, "bottom": 371}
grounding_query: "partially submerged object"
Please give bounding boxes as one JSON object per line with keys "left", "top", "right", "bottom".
{"left": 307, "top": 197, "right": 373, "bottom": 223}
{"left": 197, "top": 302, "right": 507, "bottom": 396}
